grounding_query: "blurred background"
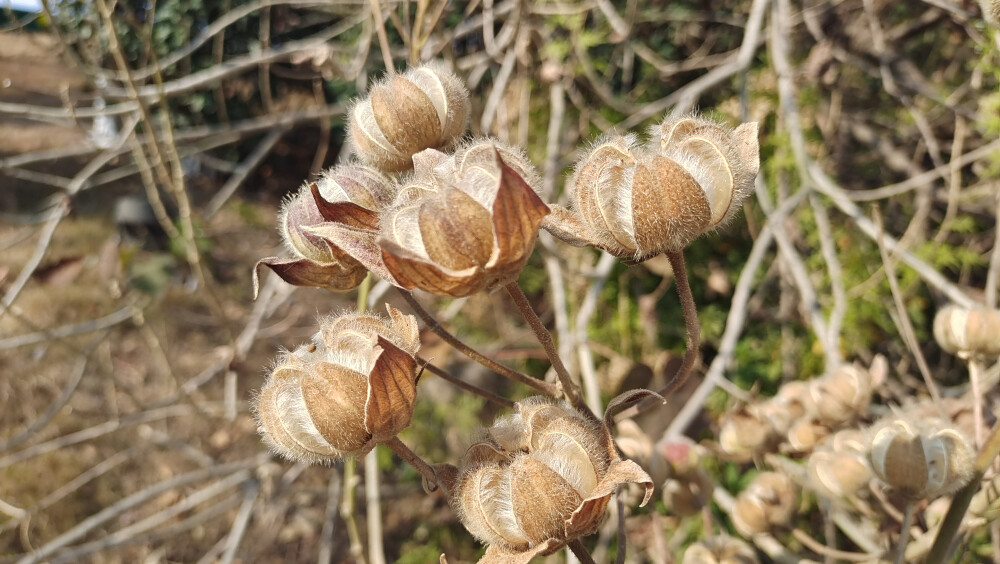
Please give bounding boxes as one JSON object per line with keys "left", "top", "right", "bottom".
{"left": 1, "top": 0, "right": 999, "bottom": 562}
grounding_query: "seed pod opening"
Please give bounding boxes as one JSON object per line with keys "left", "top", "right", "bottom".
{"left": 254, "top": 305, "right": 420, "bottom": 464}
{"left": 732, "top": 472, "right": 797, "bottom": 537}
{"left": 868, "top": 417, "right": 974, "bottom": 499}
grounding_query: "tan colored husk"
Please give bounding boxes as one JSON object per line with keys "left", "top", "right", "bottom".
{"left": 718, "top": 406, "right": 776, "bottom": 461}
{"left": 253, "top": 305, "right": 420, "bottom": 464}
{"left": 933, "top": 305, "right": 1000, "bottom": 358}
{"left": 785, "top": 419, "right": 830, "bottom": 453}
{"left": 808, "top": 450, "right": 872, "bottom": 499}
{"left": 682, "top": 534, "right": 759, "bottom": 564}
{"left": 662, "top": 468, "right": 715, "bottom": 517}
{"left": 543, "top": 116, "right": 760, "bottom": 259}
{"left": 349, "top": 62, "right": 470, "bottom": 172}
{"left": 451, "top": 395, "right": 654, "bottom": 560}
{"left": 867, "top": 417, "right": 974, "bottom": 499}
{"left": 809, "top": 364, "right": 871, "bottom": 427}
{"left": 376, "top": 144, "right": 550, "bottom": 297}
{"left": 731, "top": 471, "right": 797, "bottom": 537}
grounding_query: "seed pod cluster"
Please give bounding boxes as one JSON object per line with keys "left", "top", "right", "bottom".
{"left": 732, "top": 471, "right": 798, "bottom": 537}
{"left": 543, "top": 116, "right": 759, "bottom": 261}
{"left": 255, "top": 163, "right": 395, "bottom": 295}
{"left": 254, "top": 304, "right": 420, "bottom": 464}
{"left": 682, "top": 535, "right": 759, "bottom": 564}
{"left": 867, "top": 417, "right": 974, "bottom": 499}
{"left": 933, "top": 304, "right": 1000, "bottom": 358}
{"left": 450, "top": 397, "right": 653, "bottom": 560}
{"left": 349, "top": 62, "right": 470, "bottom": 172}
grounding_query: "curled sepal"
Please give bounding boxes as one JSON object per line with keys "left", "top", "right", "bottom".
{"left": 306, "top": 222, "right": 397, "bottom": 283}
{"left": 311, "top": 182, "right": 380, "bottom": 230}
{"left": 476, "top": 539, "right": 562, "bottom": 564}
{"left": 568, "top": 458, "right": 654, "bottom": 538}
{"left": 253, "top": 255, "right": 366, "bottom": 298}
{"left": 364, "top": 336, "right": 419, "bottom": 442}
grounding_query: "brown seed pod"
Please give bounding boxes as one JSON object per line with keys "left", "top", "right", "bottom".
{"left": 682, "top": 535, "right": 759, "bottom": 564}
{"left": 732, "top": 472, "right": 797, "bottom": 537}
{"left": 809, "top": 365, "right": 872, "bottom": 427}
{"left": 785, "top": 418, "right": 830, "bottom": 453}
{"left": 867, "top": 417, "right": 974, "bottom": 499}
{"left": 718, "top": 405, "right": 777, "bottom": 462}
{"left": 807, "top": 449, "right": 872, "bottom": 499}
{"left": 933, "top": 305, "right": 1000, "bottom": 358}
{"left": 254, "top": 304, "right": 420, "bottom": 464}
{"left": 349, "top": 62, "right": 470, "bottom": 172}
{"left": 543, "top": 117, "right": 760, "bottom": 260}
{"left": 375, "top": 144, "right": 550, "bottom": 297}
{"left": 451, "top": 396, "right": 653, "bottom": 560}
{"left": 662, "top": 468, "right": 715, "bottom": 517}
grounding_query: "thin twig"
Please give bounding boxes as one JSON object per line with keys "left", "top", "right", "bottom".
{"left": 397, "top": 289, "right": 559, "bottom": 396}
{"left": 419, "top": 360, "right": 515, "bottom": 408}
{"left": 368, "top": 0, "right": 395, "bottom": 72}
{"left": 385, "top": 437, "right": 438, "bottom": 488}
{"left": 660, "top": 249, "right": 701, "bottom": 396}
{"left": 365, "top": 448, "right": 386, "bottom": 564}
{"left": 505, "top": 283, "right": 588, "bottom": 415}
{"left": 568, "top": 539, "right": 598, "bottom": 564}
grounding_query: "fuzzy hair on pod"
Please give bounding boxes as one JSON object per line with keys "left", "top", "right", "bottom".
{"left": 254, "top": 304, "right": 420, "bottom": 465}
{"left": 544, "top": 115, "right": 760, "bottom": 261}
{"left": 867, "top": 417, "right": 974, "bottom": 499}
{"left": 348, "top": 62, "right": 470, "bottom": 172}
{"left": 450, "top": 396, "right": 653, "bottom": 557}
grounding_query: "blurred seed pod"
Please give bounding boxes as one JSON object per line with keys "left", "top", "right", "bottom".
{"left": 719, "top": 405, "right": 777, "bottom": 462}
{"left": 732, "top": 472, "right": 797, "bottom": 537}
{"left": 349, "top": 62, "right": 470, "bottom": 172}
{"left": 254, "top": 304, "right": 420, "bottom": 464}
{"left": 543, "top": 117, "right": 760, "bottom": 261}
{"left": 772, "top": 380, "right": 814, "bottom": 426}
{"left": 933, "top": 305, "right": 1000, "bottom": 358}
{"left": 809, "top": 365, "right": 872, "bottom": 427}
{"left": 662, "top": 468, "right": 715, "bottom": 517}
{"left": 682, "top": 535, "right": 759, "bottom": 564}
{"left": 867, "top": 417, "right": 974, "bottom": 499}
{"left": 616, "top": 419, "right": 670, "bottom": 487}
{"left": 785, "top": 419, "right": 830, "bottom": 453}
{"left": 807, "top": 449, "right": 872, "bottom": 499}
{"left": 451, "top": 395, "right": 654, "bottom": 560}
{"left": 375, "top": 143, "right": 549, "bottom": 296}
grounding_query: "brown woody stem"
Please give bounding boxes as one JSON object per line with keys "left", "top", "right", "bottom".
{"left": 397, "top": 289, "right": 559, "bottom": 397}
{"left": 568, "top": 539, "right": 598, "bottom": 564}
{"left": 418, "top": 359, "right": 515, "bottom": 408}
{"left": 505, "top": 283, "right": 589, "bottom": 415}
{"left": 662, "top": 249, "right": 701, "bottom": 396}
{"left": 385, "top": 437, "right": 438, "bottom": 488}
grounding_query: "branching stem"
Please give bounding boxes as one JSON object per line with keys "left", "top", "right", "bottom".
{"left": 385, "top": 438, "right": 438, "bottom": 489}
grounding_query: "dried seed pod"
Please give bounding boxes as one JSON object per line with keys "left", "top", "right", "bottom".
{"left": 616, "top": 419, "right": 669, "bottom": 487}
{"left": 662, "top": 468, "right": 715, "bottom": 517}
{"left": 349, "top": 62, "right": 470, "bottom": 172}
{"left": 375, "top": 144, "right": 549, "bottom": 296}
{"left": 254, "top": 170, "right": 384, "bottom": 295}
{"left": 773, "top": 380, "right": 814, "bottom": 425}
{"left": 452, "top": 396, "right": 653, "bottom": 560}
{"left": 807, "top": 450, "right": 872, "bottom": 499}
{"left": 732, "top": 472, "right": 797, "bottom": 537}
{"left": 718, "top": 405, "right": 777, "bottom": 462}
{"left": 868, "top": 417, "right": 974, "bottom": 499}
{"left": 543, "top": 117, "right": 760, "bottom": 260}
{"left": 682, "top": 535, "right": 759, "bottom": 564}
{"left": 933, "top": 305, "right": 1000, "bottom": 358}
{"left": 809, "top": 365, "right": 871, "bottom": 427}
{"left": 785, "top": 419, "right": 830, "bottom": 453}
{"left": 254, "top": 304, "right": 420, "bottom": 464}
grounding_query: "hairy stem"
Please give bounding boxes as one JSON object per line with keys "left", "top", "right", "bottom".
{"left": 504, "top": 283, "right": 588, "bottom": 415}
{"left": 397, "top": 289, "right": 559, "bottom": 397}
{"left": 568, "top": 539, "right": 598, "bottom": 564}
{"left": 385, "top": 437, "right": 438, "bottom": 489}
{"left": 662, "top": 249, "right": 701, "bottom": 396}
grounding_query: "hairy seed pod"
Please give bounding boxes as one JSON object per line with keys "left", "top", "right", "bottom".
{"left": 682, "top": 535, "right": 759, "bottom": 564}
{"left": 543, "top": 117, "right": 759, "bottom": 260}
{"left": 807, "top": 449, "right": 872, "bottom": 499}
{"left": 349, "top": 62, "right": 470, "bottom": 172}
{"left": 785, "top": 419, "right": 830, "bottom": 453}
{"left": 732, "top": 472, "right": 797, "bottom": 537}
{"left": 809, "top": 365, "right": 871, "bottom": 427}
{"left": 376, "top": 144, "right": 549, "bottom": 296}
{"left": 254, "top": 304, "right": 420, "bottom": 464}
{"left": 719, "top": 406, "right": 776, "bottom": 462}
{"left": 933, "top": 305, "right": 1000, "bottom": 358}
{"left": 868, "top": 417, "right": 974, "bottom": 499}
{"left": 451, "top": 396, "right": 653, "bottom": 560}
